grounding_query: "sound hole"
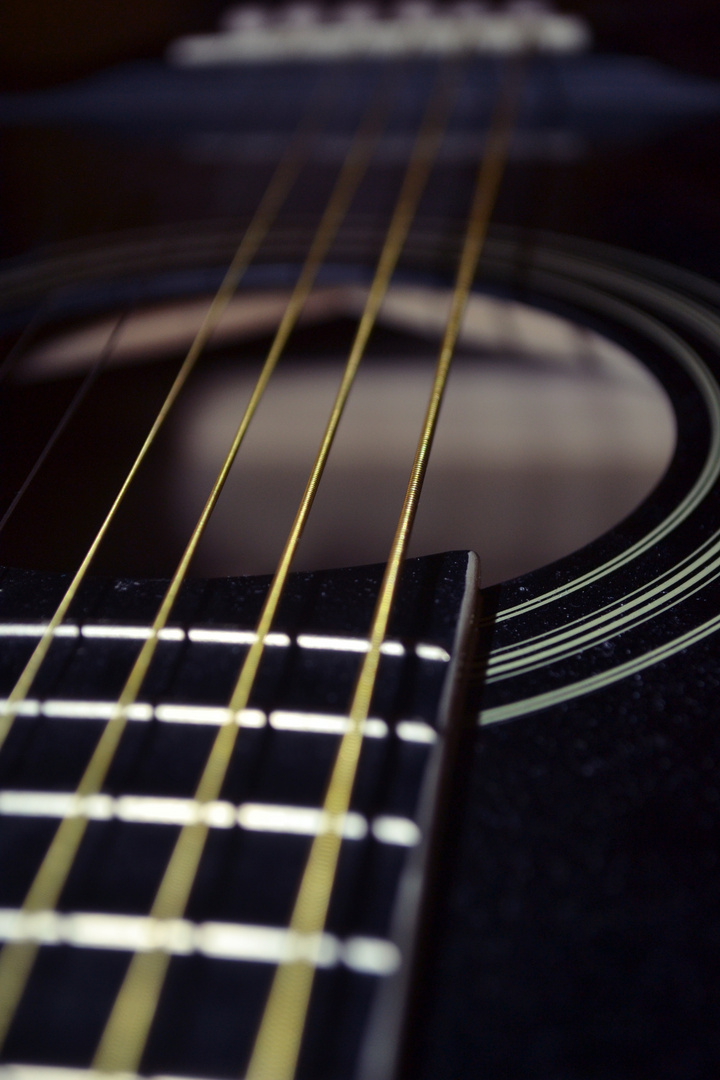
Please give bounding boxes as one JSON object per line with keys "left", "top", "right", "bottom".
{"left": 1, "top": 285, "right": 675, "bottom": 586}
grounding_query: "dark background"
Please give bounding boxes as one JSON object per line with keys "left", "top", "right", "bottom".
{"left": 1, "top": 8, "right": 720, "bottom": 1080}
{"left": 0, "top": 2, "right": 718, "bottom": 271}
{"left": 0, "top": 2, "right": 718, "bottom": 90}
{"left": 0, "top": 1, "right": 718, "bottom": 579}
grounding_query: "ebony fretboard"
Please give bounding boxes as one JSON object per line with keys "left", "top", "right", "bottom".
{"left": 0, "top": 550, "right": 478, "bottom": 1080}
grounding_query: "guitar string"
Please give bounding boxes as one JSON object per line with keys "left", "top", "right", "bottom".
{"left": 4, "top": 54, "right": 518, "bottom": 1075}
{"left": 0, "top": 312, "right": 128, "bottom": 536}
{"left": 89, "top": 65, "right": 460, "bottom": 1075}
{"left": 0, "top": 78, "right": 322, "bottom": 758}
{"left": 0, "top": 72, "right": 348, "bottom": 1051}
{"left": 245, "top": 60, "right": 525, "bottom": 1080}
{"left": 0, "top": 69, "right": 393, "bottom": 1057}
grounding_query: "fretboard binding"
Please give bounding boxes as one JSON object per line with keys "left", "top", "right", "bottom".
{"left": 0, "top": 701, "right": 438, "bottom": 742}
{"left": 0, "top": 623, "right": 450, "bottom": 662}
{"left": 0, "top": 909, "right": 401, "bottom": 975}
{"left": 1, "top": 1065, "right": 245, "bottom": 1080}
{"left": 0, "top": 792, "right": 421, "bottom": 846}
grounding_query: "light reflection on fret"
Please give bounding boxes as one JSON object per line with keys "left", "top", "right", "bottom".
{"left": 0, "top": 910, "right": 401, "bottom": 974}
{"left": 153, "top": 704, "right": 264, "bottom": 727}
{"left": 296, "top": 635, "right": 408, "bottom": 658}
{"left": 0, "top": 1069, "right": 221, "bottom": 1080}
{"left": 269, "top": 711, "right": 388, "bottom": 737}
{"left": 415, "top": 643, "right": 450, "bottom": 661}
{"left": 0, "top": 624, "right": 79, "bottom": 639}
{"left": 0, "top": 699, "right": 438, "bottom": 742}
{"left": 0, "top": 623, "right": 450, "bottom": 662}
{"left": 187, "top": 628, "right": 291, "bottom": 647}
{"left": 46, "top": 701, "right": 153, "bottom": 721}
{"left": 297, "top": 634, "right": 366, "bottom": 653}
{"left": 237, "top": 804, "right": 368, "bottom": 839}
{"left": 81, "top": 626, "right": 185, "bottom": 642}
{"left": 396, "top": 720, "right": 438, "bottom": 744}
{"left": 0, "top": 792, "right": 421, "bottom": 846}
{"left": 0, "top": 1069, "right": 225, "bottom": 1080}
{"left": 371, "top": 816, "right": 421, "bottom": 847}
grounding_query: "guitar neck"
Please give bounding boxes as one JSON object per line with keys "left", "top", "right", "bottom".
{"left": 1, "top": 6, "right": 720, "bottom": 1080}
{"left": 0, "top": 552, "right": 479, "bottom": 1079}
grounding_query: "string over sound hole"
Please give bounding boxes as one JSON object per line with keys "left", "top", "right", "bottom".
{"left": 3, "top": 282, "right": 675, "bottom": 586}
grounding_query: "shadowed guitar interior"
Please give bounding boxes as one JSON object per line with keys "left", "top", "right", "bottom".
{"left": 1, "top": 5, "right": 720, "bottom": 1079}
{"left": 3, "top": 281, "right": 674, "bottom": 585}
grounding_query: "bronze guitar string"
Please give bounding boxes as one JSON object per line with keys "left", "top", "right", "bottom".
{"left": 0, "top": 73, "right": 323, "bottom": 758}
{"left": 0, "top": 311, "right": 128, "bottom": 536}
{"left": 0, "top": 70, "right": 344, "bottom": 1050}
{"left": 0, "top": 64, "right": 394, "bottom": 1058}
{"left": 245, "top": 60, "right": 524, "bottom": 1080}
{"left": 0, "top": 56, "right": 520, "bottom": 1075}
{"left": 90, "top": 63, "right": 460, "bottom": 1075}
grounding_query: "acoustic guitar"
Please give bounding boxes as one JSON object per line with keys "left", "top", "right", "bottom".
{"left": 0, "top": 5, "right": 719, "bottom": 1078}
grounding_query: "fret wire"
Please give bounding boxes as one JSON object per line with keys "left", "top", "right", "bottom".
{"left": 89, "top": 64, "right": 456, "bottom": 1077}
{"left": 0, "top": 81, "right": 319, "bottom": 761}
{"left": 0, "top": 82, "right": 330, "bottom": 1055}
{"left": 228, "top": 64, "right": 460, "bottom": 722}
{"left": 246, "top": 60, "right": 525, "bottom": 1080}
{"left": 91, "top": 78, "right": 390, "bottom": 779}
{"left": 56, "top": 75, "right": 391, "bottom": 1076}
{"left": 0, "top": 312, "right": 127, "bottom": 537}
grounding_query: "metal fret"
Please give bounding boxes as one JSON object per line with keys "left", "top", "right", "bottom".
{"left": 0, "top": 552, "right": 478, "bottom": 1077}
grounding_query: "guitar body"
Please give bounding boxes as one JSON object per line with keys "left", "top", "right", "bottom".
{"left": 1, "top": 15, "right": 720, "bottom": 1078}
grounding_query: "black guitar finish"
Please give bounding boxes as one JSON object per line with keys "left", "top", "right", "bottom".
{"left": 2, "top": 27, "right": 720, "bottom": 1080}
{"left": 411, "top": 242, "right": 720, "bottom": 1078}
{"left": 0, "top": 552, "right": 478, "bottom": 1080}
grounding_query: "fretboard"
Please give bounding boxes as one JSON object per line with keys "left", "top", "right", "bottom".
{"left": 0, "top": 550, "right": 478, "bottom": 1080}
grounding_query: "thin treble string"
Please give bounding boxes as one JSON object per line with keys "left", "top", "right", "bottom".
{"left": 0, "top": 83, "right": 319, "bottom": 759}
{"left": 90, "top": 64, "right": 459, "bottom": 1076}
{"left": 0, "top": 83, "right": 338, "bottom": 1055}
{"left": 0, "top": 72, "right": 392, "bottom": 1061}
{"left": 246, "top": 60, "right": 526, "bottom": 1080}
{"left": 0, "top": 311, "right": 128, "bottom": 537}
